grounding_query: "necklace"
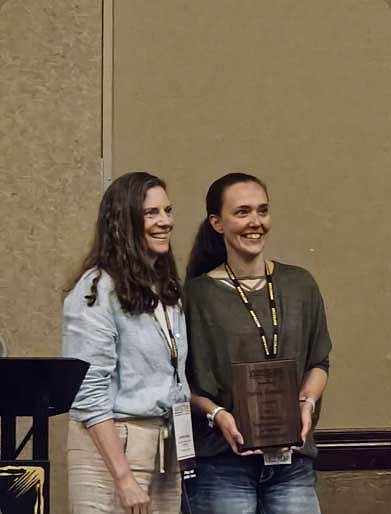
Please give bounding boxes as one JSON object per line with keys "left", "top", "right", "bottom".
{"left": 224, "top": 261, "right": 279, "bottom": 357}
{"left": 236, "top": 274, "right": 265, "bottom": 280}
{"left": 239, "top": 277, "right": 266, "bottom": 292}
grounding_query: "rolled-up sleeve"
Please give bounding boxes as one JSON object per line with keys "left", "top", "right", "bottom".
{"left": 62, "top": 271, "right": 119, "bottom": 428}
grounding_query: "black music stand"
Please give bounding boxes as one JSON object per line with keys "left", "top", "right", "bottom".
{"left": 0, "top": 358, "right": 89, "bottom": 514}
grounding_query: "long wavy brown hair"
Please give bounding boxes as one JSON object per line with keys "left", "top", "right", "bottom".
{"left": 67, "top": 172, "right": 181, "bottom": 313}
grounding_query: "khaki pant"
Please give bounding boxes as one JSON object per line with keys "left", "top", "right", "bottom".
{"left": 67, "top": 419, "right": 181, "bottom": 514}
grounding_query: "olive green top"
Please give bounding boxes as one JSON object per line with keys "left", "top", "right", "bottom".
{"left": 184, "top": 261, "right": 332, "bottom": 459}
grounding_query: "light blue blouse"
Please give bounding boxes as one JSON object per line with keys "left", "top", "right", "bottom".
{"left": 63, "top": 269, "right": 190, "bottom": 428}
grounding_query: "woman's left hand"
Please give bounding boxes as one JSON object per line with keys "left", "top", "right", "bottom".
{"left": 292, "top": 401, "right": 313, "bottom": 450}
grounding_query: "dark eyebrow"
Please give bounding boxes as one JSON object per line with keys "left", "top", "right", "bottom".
{"left": 235, "top": 203, "right": 269, "bottom": 209}
{"left": 144, "top": 204, "right": 173, "bottom": 212}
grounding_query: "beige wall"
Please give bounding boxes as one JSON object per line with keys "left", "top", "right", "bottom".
{"left": 1, "top": 1, "right": 391, "bottom": 513}
{"left": 113, "top": 0, "right": 391, "bottom": 430}
{"left": 0, "top": 1, "right": 102, "bottom": 511}
{"left": 112, "top": 1, "right": 391, "bottom": 512}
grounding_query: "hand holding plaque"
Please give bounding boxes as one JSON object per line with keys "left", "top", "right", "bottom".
{"left": 224, "top": 263, "right": 302, "bottom": 450}
{"left": 231, "top": 359, "right": 302, "bottom": 450}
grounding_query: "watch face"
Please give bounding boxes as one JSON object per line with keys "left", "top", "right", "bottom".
{"left": 207, "top": 407, "right": 225, "bottom": 428}
{"left": 206, "top": 412, "right": 215, "bottom": 428}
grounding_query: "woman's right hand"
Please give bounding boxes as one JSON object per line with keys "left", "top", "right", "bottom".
{"left": 214, "top": 410, "right": 262, "bottom": 456}
{"left": 115, "top": 473, "right": 151, "bottom": 514}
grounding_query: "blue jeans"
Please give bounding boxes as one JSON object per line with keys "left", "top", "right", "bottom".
{"left": 182, "top": 451, "right": 321, "bottom": 514}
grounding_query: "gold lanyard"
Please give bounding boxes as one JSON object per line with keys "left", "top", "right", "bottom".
{"left": 159, "top": 304, "right": 180, "bottom": 384}
{"left": 224, "top": 262, "right": 279, "bottom": 358}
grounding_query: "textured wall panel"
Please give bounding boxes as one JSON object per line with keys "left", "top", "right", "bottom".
{"left": 0, "top": 1, "right": 102, "bottom": 511}
{"left": 113, "top": 0, "right": 391, "bottom": 428}
{"left": 113, "top": 2, "right": 391, "bottom": 511}
{"left": 318, "top": 471, "right": 391, "bottom": 514}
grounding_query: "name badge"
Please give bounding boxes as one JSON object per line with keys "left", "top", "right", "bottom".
{"left": 172, "top": 402, "right": 196, "bottom": 478}
{"left": 264, "top": 450, "right": 292, "bottom": 466}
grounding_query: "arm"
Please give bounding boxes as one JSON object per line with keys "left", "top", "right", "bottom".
{"left": 190, "top": 394, "right": 254, "bottom": 456}
{"left": 297, "top": 274, "right": 332, "bottom": 445}
{"left": 63, "top": 272, "right": 119, "bottom": 426}
{"left": 185, "top": 284, "right": 241, "bottom": 454}
{"left": 63, "top": 272, "right": 151, "bottom": 513}
{"left": 185, "top": 282, "right": 262, "bottom": 456}
{"left": 298, "top": 367, "right": 328, "bottom": 445}
{"left": 191, "top": 394, "right": 263, "bottom": 456}
{"left": 88, "top": 420, "right": 150, "bottom": 514}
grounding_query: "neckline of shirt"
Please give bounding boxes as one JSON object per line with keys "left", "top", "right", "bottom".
{"left": 203, "top": 261, "right": 280, "bottom": 296}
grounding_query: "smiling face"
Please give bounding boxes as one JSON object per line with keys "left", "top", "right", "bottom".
{"left": 209, "top": 181, "right": 271, "bottom": 264}
{"left": 143, "top": 186, "right": 174, "bottom": 259}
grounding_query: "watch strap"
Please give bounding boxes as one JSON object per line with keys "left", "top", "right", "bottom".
{"left": 206, "top": 406, "right": 226, "bottom": 428}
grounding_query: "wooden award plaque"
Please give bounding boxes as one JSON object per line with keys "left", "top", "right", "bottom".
{"left": 231, "top": 359, "right": 302, "bottom": 450}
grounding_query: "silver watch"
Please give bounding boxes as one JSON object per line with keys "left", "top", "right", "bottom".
{"left": 206, "top": 406, "right": 226, "bottom": 428}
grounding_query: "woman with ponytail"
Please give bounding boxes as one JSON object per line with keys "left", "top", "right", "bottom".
{"left": 184, "top": 172, "right": 331, "bottom": 514}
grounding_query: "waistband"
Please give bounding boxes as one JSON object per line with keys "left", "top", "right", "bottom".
{"left": 114, "top": 416, "right": 170, "bottom": 473}
{"left": 114, "top": 416, "right": 167, "bottom": 426}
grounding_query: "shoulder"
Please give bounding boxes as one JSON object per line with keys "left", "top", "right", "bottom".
{"left": 76, "top": 268, "right": 114, "bottom": 292}
{"left": 185, "top": 273, "right": 214, "bottom": 290}
{"left": 65, "top": 268, "right": 115, "bottom": 306}
{"left": 274, "top": 261, "right": 320, "bottom": 293}
{"left": 184, "top": 275, "right": 214, "bottom": 302}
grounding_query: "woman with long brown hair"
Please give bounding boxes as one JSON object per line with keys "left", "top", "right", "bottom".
{"left": 63, "top": 172, "right": 190, "bottom": 514}
{"left": 183, "top": 172, "right": 331, "bottom": 514}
